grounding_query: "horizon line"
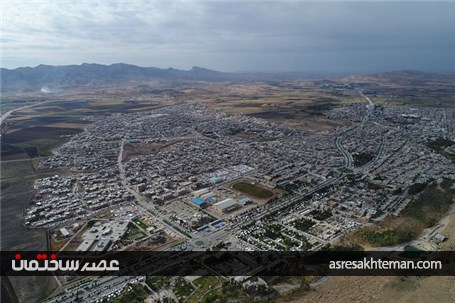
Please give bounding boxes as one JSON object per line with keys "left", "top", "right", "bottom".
{"left": 2, "top": 62, "right": 455, "bottom": 76}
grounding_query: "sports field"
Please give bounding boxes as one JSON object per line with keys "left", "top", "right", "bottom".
{"left": 232, "top": 181, "right": 274, "bottom": 199}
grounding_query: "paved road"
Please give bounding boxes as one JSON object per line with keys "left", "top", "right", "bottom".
{"left": 44, "top": 276, "right": 135, "bottom": 303}
{"left": 232, "top": 92, "right": 378, "bottom": 240}
{"left": 0, "top": 101, "right": 50, "bottom": 125}
{"left": 117, "top": 140, "right": 189, "bottom": 240}
{"left": 334, "top": 91, "right": 375, "bottom": 168}
{"left": 335, "top": 136, "right": 353, "bottom": 168}
{"left": 236, "top": 174, "right": 346, "bottom": 231}
{"left": 358, "top": 91, "right": 374, "bottom": 129}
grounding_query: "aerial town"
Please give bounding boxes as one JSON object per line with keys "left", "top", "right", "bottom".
{"left": 21, "top": 92, "right": 455, "bottom": 302}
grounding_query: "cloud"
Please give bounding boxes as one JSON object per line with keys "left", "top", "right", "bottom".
{"left": 2, "top": 1, "right": 455, "bottom": 73}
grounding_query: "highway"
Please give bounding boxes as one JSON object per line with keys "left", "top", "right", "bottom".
{"left": 236, "top": 174, "right": 346, "bottom": 231}
{"left": 44, "top": 276, "right": 137, "bottom": 303}
{"left": 334, "top": 91, "right": 375, "bottom": 168}
{"left": 359, "top": 90, "right": 375, "bottom": 129}
{"left": 335, "top": 136, "right": 353, "bottom": 168}
{"left": 0, "top": 101, "right": 50, "bottom": 125}
{"left": 369, "top": 136, "right": 385, "bottom": 165}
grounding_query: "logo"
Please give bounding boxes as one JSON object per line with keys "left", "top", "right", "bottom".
{"left": 12, "top": 253, "right": 119, "bottom": 272}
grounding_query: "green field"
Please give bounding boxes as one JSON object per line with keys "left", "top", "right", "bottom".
{"left": 353, "top": 152, "right": 375, "bottom": 167}
{"left": 132, "top": 217, "right": 149, "bottom": 230}
{"left": 402, "top": 179, "right": 454, "bottom": 227}
{"left": 173, "top": 277, "right": 195, "bottom": 300}
{"left": 232, "top": 181, "right": 274, "bottom": 199}
{"left": 187, "top": 276, "right": 221, "bottom": 303}
{"left": 122, "top": 223, "right": 146, "bottom": 241}
{"left": 347, "top": 179, "right": 455, "bottom": 247}
{"left": 426, "top": 137, "right": 455, "bottom": 163}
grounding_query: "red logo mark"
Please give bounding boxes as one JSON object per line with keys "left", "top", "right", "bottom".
{"left": 36, "top": 253, "right": 47, "bottom": 260}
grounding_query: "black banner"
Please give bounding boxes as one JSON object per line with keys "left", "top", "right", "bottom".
{"left": 2, "top": 251, "right": 455, "bottom": 276}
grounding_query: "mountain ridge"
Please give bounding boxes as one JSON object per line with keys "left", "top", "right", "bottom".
{"left": 2, "top": 63, "right": 453, "bottom": 92}
{"left": 0, "top": 63, "right": 231, "bottom": 92}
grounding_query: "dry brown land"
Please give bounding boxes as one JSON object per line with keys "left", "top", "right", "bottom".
{"left": 180, "top": 81, "right": 358, "bottom": 131}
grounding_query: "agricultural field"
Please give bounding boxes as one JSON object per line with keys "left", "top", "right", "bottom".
{"left": 2, "top": 126, "right": 82, "bottom": 158}
{"left": 0, "top": 96, "right": 178, "bottom": 161}
{"left": 181, "top": 81, "right": 358, "bottom": 132}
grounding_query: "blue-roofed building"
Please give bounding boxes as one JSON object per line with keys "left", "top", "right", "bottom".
{"left": 206, "top": 197, "right": 217, "bottom": 204}
{"left": 210, "top": 177, "right": 224, "bottom": 183}
{"left": 239, "top": 197, "right": 252, "bottom": 205}
{"left": 191, "top": 197, "right": 207, "bottom": 208}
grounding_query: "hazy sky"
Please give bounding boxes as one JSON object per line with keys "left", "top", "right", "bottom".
{"left": 2, "top": 1, "right": 455, "bottom": 73}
